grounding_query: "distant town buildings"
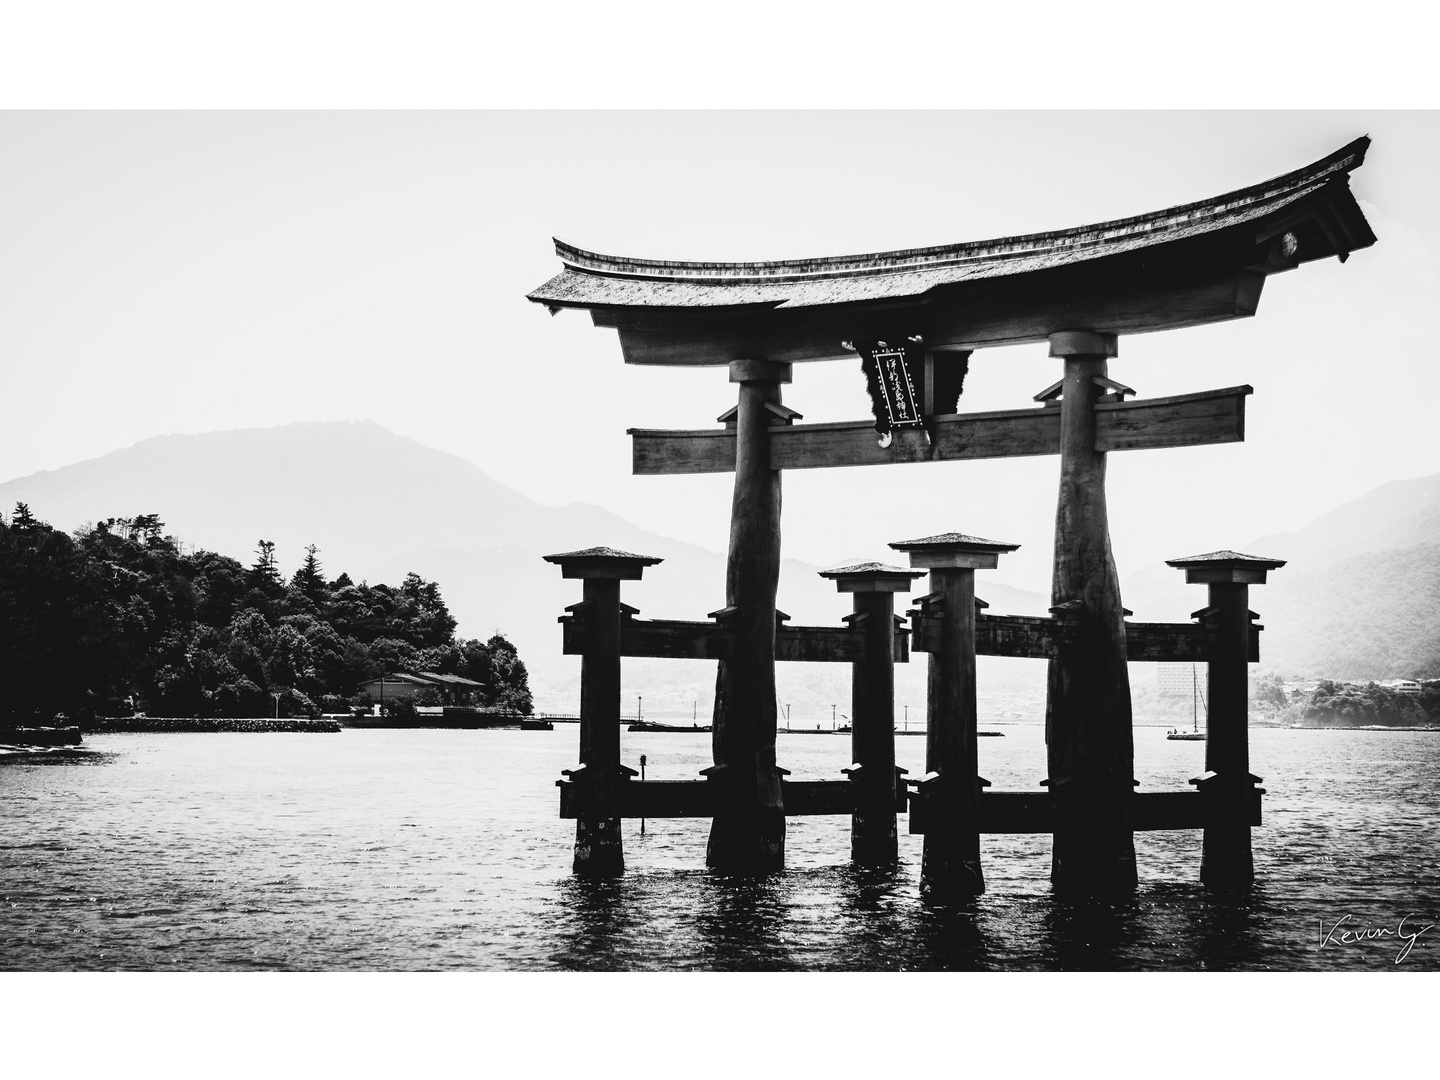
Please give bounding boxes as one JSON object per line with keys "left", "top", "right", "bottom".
{"left": 1281, "top": 678, "right": 1422, "bottom": 698}
{"left": 1378, "top": 679, "right": 1422, "bottom": 696}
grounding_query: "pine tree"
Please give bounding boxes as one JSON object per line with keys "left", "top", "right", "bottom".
{"left": 291, "top": 544, "right": 325, "bottom": 601}
{"left": 248, "top": 539, "right": 283, "bottom": 594}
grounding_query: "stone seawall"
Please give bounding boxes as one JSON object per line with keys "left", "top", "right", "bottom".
{"left": 85, "top": 717, "right": 342, "bottom": 733}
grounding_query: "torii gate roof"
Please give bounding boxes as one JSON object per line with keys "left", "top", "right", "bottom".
{"left": 527, "top": 138, "right": 1375, "bottom": 366}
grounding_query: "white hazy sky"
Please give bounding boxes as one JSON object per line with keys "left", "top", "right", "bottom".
{"left": 3, "top": 111, "right": 1437, "bottom": 594}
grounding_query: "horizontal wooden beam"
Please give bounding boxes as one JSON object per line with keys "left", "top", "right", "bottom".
{"left": 1096, "top": 385, "right": 1248, "bottom": 452}
{"left": 630, "top": 386, "right": 1251, "bottom": 475}
{"left": 561, "top": 615, "right": 905, "bottom": 663}
{"left": 604, "top": 268, "right": 1267, "bottom": 366}
{"left": 912, "top": 612, "right": 1235, "bottom": 663}
{"left": 565, "top": 611, "right": 1250, "bottom": 665}
{"left": 1123, "top": 621, "right": 1217, "bottom": 663}
{"left": 558, "top": 777, "right": 868, "bottom": 819}
{"left": 908, "top": 789, "right": 1261, "bottom": 834}
{"left": 561, "top": 781, "right": 1262, "bottom": 830}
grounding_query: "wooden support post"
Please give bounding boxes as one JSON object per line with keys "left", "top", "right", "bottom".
{"left": 1167, "top": 550, "right": 1284, "bottom": 889}
{"left": 707, "top": 358, "right": 792, "bottom": 873}
{"left": 1044, "top": 330, "right": 1138, "bottom": 895}
{"left": 543, "top": 547, "right": 662, "bottom": 876}
{"left": 820, "top": 563, "right": 925, "bottom": 865}
{"left": 893, "top": 533, "right": 1019, "bottom": 899}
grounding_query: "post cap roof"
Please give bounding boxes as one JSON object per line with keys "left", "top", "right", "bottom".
{"left": 1165, "top": 550, "right": 1286, "bottom": 570}
{"left": 818, "top": 561, "right": 926, "bottom": 578}
{"left": 889, "top": 532, "right": 1021, "bottom": 553}
{"left": 543, "top": 546, "right": 664, "bottom": 565}
{"left": 543, "top": 546, "right": 664, "bottom": 579}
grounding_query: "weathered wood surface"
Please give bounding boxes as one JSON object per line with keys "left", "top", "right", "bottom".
{"left": 909, "top": 790, "right": 1259, "bottom": 835}
{"left": 1096, "top": 386, "right": 1247, "bottom": 451}
{"left": 603, "top": 270, "right": 1268, "bottom": 366}
{"left": 561, "top": 615, "right": 901, "bottom": 664}
{"left": 573, "top": 576, "right": 625, "bottom": 875}
{"left": 561, "top": 782, "right": 1261, "bottom": 832}
{"left": 707, "top": 366, "right": 786, "bottom": 872}
{"left": 1123, "top": 622, "right": 1217, "bottom": 663}
{"left": 1200, "top": 579, "right": 1259, "bottom": 889}
{"left": 560, "top": 777, "right": 866, "bottom": 819}
{"left": 912, "top": 611, "right": 1230, "bottom": 663}
{"left": 850, "top": 591, "right": 901, "bottom": 864}
{"left": 629, "top": 386, "right": 1252, "bottom": 475}
{"left": 1046, "top": 346, "right": 1138, "bottom": 893}
{"left": 976, "top": 613, "right": 1072, "bottom": 659}
{"left": 919, "top": 566, "right": 985, "bottom": 897}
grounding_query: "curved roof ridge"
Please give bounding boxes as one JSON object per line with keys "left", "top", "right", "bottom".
{"left": 551, "top": 137, "right": 1369, "bottom": 286}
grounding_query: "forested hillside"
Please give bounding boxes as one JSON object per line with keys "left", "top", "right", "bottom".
{"left": 1255, "top": 541, "right": 1440, "bottom": 679}
{"left": 0, "top": 504, "right": 531, "bottom": 724}
{"left": 1124, "top": 473, "right": 1440, "bottom": 680}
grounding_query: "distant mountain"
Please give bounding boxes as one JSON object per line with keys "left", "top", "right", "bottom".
{"left": 0, "top": 421, "right": 1049, "bottom": 715}
{"left": 1122, "top": 472, "right": 1440, "bottom": 679}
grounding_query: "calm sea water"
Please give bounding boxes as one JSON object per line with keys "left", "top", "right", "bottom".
{"left": 2, "top": 723, "right": 1437, "bottom": 971}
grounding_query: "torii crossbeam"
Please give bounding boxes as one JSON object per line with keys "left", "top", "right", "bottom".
{"left": 527, "top": 138, "right": 1375, "bottom": 890}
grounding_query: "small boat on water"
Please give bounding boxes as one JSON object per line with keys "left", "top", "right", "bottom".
{"left": 1168, "top": 665, "right": 1208, "bottom": 741}
{"left": 628, "top": 721, "right": 712, "bottom": 733}
{"left": 520, "top": 719, "right": 554, "bottom": 731}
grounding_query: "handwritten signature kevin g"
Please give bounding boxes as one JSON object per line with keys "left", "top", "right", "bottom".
{"left": 1318, "top": 914, "right": 1434, "bottom": 964}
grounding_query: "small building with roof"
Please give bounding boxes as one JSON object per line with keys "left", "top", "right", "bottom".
{"left": 359, "top": 671, "right": 485, "bottom": 706}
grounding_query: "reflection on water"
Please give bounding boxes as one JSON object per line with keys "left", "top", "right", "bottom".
{"left": 2, "top": 726, "right": 1437, "bottom": 971}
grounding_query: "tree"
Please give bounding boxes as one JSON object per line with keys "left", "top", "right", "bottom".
{"left": 1, "top": 506, "right": 536, "bottom": 722}
{"left": 395, "top": 572, "right": 457, "bottom": 647}
{"left": 462, "top": 633, "right": 533, "bottom": 714}
{"left": 0, "top": 514, "right": 124, "bottom": 722}
{"left": 132, "top": 513, "right": 165, "bottom": 547}
{"left": 1252, "top": 671, "right": 1287, "bottom": 711}
{"left": 249, "top": 540, "right": 283, "bottom": 591}
{"left": 291, "top": 544, "right": 326, "bottom": 602}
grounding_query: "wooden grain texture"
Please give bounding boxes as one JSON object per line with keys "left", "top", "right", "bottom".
{"left": 631, "top": 428, "right": 737, "bottom": 475}
{"left": 849, "top": 591, "right": 901, "bottom": 864}
{"left": 1199, "top": 580, "right": 1258, "bottom": 889}
{"left": 629, "top": 387, "right": 1251, "bottom": 475}
{"left": 707, "top": 374, "right": 786, "bottom": 872}
{"left": 566, "top": 616, "right": 880, "bottom": 663}
{"left": 605, "top": 270, "right": 1268, "bottom": 366}
{"left": 559, "top": 778, "right": 864, "bottom": 819}
{"left": 1096, "top": 386, "right": 1248, "bottom": 451}
{"left": 913, "top": 790, "right": 1256, "bottom": 835}
{"left": 915, "top": 566, "right": 986, "bottom": 897}
{"left": 777, "top": 625, "right": 869, "bottom": 663}
{"left": 975, "top": 613, "right": 1071, "bottom": 659}
{"left": 563, "top": 783, "right": 1258, "bottom": 830}
{"left": 573, "top": 576, "right": 625, "bottom": 875}
{"left": 1046, "top": 352, "right": 1138, "bottom": 894}
{"left": 1123, "top": 622, "right": 1218, "bottom": 662}
{"left": 916, "top": 612, "right": 1222, "bottom": 662}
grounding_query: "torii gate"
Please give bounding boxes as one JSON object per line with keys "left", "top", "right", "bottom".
{"left": 528, "top": 138, "right": 1375, "bottom": 893}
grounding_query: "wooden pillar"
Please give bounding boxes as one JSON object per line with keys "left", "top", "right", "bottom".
{"left": 543, "top": 547, "right": 662, "bottom": 876}
{"left": 707, "top": 358, "right": 791, "bottom": 874}
{"left": 893, "top": 533, "right": 1018, "bottom": 900}
{"left": 1167, "top": 550, "right": 1284, "bottom": 889}
{"left": 820, "top": 563, "right": 925, "bottom": 865}
{"left": 1044, "top": 330, "right": 1137, "bottom": 895}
